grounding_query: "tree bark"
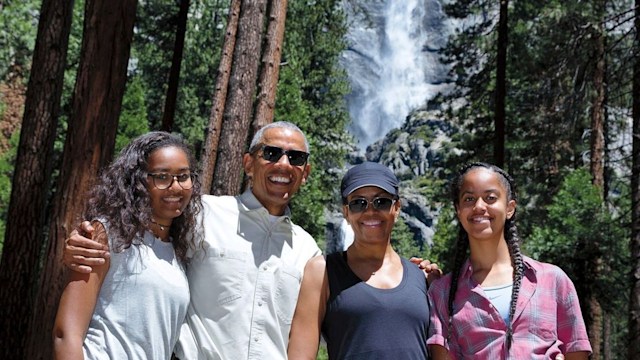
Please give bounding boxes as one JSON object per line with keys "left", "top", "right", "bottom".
{"left": 493, "top": 0, "right": 507, "bottom": 168}
{"left": 201, "top": 0, "right": 241, "bottom": 194}
{"left": 586, "top": 14, "right": 606, "bottom": 360}
{"left": 0, "top": 0, "right": 74, "bottom": 357}
{"left": 253, "top": 0, "right": 288, "bottom": 134}
{"left": 161, "top": 0, "right": 190, "bottom": 132}
{"left": 604, "top": 316, "right": 611, "bottom": 360}
{"left": 590, "top": 28, "right": 606, "bottom": 190}
{"left": 23, "top": 0, "right": 137, "bottom": 357}
{"left": 629, "top": 1, "right": 640, "bottom": 358}
{"left": 212, "top": 0, "right": 268, "bottom": 196}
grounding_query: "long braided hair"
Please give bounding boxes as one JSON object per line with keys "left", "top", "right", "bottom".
{"left": 446, "top": 162, "right": 524, "bottom": 352}
{"left": 83, "top": 131, "right": 203, "bottom": 263}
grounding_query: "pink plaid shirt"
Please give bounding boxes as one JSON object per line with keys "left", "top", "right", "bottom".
{"left": 427, "top": 256, "right": 592, "bottom": 359}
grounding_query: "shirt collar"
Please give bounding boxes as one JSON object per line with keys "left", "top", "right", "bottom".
{"left": 459, "top": 255, "right": 538, "bottom": 282}
{"left": 239, "top": 188, "right": 292, "bottom": 220}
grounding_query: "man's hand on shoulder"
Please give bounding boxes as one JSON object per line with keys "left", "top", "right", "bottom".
{"left": 409, "top": 257, "right": 443, "bottom": 285}
{"left": 63, "top": 221, "right": 110, "bottom": 273}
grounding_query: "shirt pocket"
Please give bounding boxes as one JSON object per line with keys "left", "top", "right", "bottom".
{"left": 528, "top": 320, "right": 557, "bottom": 341}
{"left": 201, "top": 248, "right": 247, "bottom": 306}
{"left": 526, "top": 302, "right": 558, "bottom": 341}
{"left": 274, "top": 265, "right": 302, "bottom": 324}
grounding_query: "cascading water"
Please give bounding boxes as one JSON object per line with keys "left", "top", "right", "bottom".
{"left": 341, "top": 0, "right": 449, "bottom": 149}
{"left": 327, "top": 0, "right": 450, "bottom": 253}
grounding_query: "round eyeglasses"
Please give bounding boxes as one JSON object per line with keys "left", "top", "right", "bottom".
{"left": 147, "top": 173, "right": 194, "bottom": 190}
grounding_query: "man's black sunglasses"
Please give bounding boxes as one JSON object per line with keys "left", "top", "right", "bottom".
{"left": 347, "top": 197, "right": 396, "bottom": 213}
{"left": 259, "top": 145, "right": 309, "bottom": 166}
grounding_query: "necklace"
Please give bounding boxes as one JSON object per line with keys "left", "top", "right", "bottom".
{"left": 150, "top": 219, "right": 171, "bottom": 231}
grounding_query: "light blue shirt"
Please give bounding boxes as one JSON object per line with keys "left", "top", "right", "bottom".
{"left": 483, "top": 282, "right": 513, "bottom": 324}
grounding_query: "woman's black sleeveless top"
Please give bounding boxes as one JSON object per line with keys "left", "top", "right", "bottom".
{"left": 321, "top": 251, "right": 430, "bottom": 359}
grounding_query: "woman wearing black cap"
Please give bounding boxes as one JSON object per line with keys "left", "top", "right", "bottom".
{"left": 287, "top": 161, "right": 431, "bottom": 360}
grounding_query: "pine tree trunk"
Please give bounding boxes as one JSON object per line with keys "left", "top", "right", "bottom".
{"left": 201, "top": 0, "right": 241, "bottom": 194}
{"left": 23, "top": 0, "right": 137, "bottom": 357}
{"left": 253, "top": 0, "right": 288, "bottom": 134}
{"left": 493, "top": 0, "right": 507, "bottom": 168}
{"left": 212, "top": 0, "right": 268, "bottom": 196}
{"left": 590, "top": 29, "right": 605, "bottom": 189}
{"left": 0, "top": 0, "right": 74, "bottom": 357}
{"left": 586, "top": 14, "right": 606, "bottom": 359}
{"left": 161, "top": 0, "right": 190, "bottom": 132}
{"left": 603, "top": 316, "right": 611, "bottom": 360}
{"left": 629, "top": 1, "right": 640, "bottom": 358}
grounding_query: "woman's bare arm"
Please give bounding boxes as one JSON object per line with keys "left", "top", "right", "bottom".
{"left": 287, "top": 255, "right": 329, "bottom": 360}
{"left": 53, "top": 222, "right": 110, "bottom": 360}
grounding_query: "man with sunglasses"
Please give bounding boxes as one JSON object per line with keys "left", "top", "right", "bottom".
{"left": 63, "top": 121, "right": 321, "bottom": 360}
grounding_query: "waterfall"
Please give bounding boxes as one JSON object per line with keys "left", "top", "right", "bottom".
{"left": 341, "top": 0, "right": 449, "bottom": 149}
{"left": 324, "top": 0, "right": 449, "bottom": 254}
{"left": 339, "top": 218, "right": 354, "bottom": 251}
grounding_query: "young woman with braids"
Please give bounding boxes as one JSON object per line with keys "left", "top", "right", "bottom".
{"left": 427, "top": 163, "right": 592, "bottom": 360}
{"left": 53, "top": 132, "right": 203, "bottom": 359}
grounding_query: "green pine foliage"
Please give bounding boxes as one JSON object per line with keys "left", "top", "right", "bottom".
{"left": 524, "top": 168, "right": 630, "bottom": 357}
{"left": 0, "top": 0, "right": 40, "bottom": 79}
{"left": 428, "top": 204, "right": 458, "bottom": 274}
{"left": 116, "top": 75, "right": 150, "bottom": 153}
{"left": 278, "top": 0, "right": 353, "bottom": 243}
{"left": 391, "top": 216, "right": 425, "bottom": 259}
{"left": 172, "top": 0, "right": 224, "bottom": 150}
{"left": 525, "top": 168, "right": 630, "bottom": 295}
{"left": 130, "top": 0, "right": 224, "bottom": 149}
{"left": 56, "top": 0, "right": 85, "bottom": 150}
{"left": 132, "top": 0, "right": 180, "bottom": 130}
{"left": 0, "top": 130, "right": 19, "bottom": 254}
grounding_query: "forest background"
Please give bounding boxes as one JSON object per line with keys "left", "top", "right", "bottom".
{"left": 0, "top": 0, "right": 639, "bottom": 359}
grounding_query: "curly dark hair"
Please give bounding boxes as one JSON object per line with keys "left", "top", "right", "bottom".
{"left": 447, "top": 162, "right": 524, "bottom": 352}
{"left": 83, "top": 131, "right": 203, "bottom": 263}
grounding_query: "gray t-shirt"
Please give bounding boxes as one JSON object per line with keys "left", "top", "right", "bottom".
{"left": 83, "top": 228, "right": 189, "bottom": 360}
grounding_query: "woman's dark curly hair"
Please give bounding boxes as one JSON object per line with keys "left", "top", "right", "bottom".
{"left": 83, "top": 131, "right": 203, "bottom": 263}
{"left": 447, "top": 162, "right": 523, "bottom": 352}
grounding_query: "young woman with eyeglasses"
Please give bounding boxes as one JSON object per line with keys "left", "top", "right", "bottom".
{"left": 427, "top": 163, "right": 591, "bottom": 360}
{"left": 53, "top": 132, "right": 203, "bottom": 360}
{"left": 287, "top": 161, "right": 431, "bottom": 360}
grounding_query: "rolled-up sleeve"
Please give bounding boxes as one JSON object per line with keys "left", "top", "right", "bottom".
{"left": 427, "top": 276, "right": 451, "bottom": 348}
{"left": 555, "top": 269, "right": 592, "bottom": 354}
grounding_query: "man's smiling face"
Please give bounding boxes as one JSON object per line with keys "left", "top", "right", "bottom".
{"left": 243, "top": 127, "right": 311, "bottom": 215}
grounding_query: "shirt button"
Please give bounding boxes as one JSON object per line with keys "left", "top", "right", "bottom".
{"left": 258, "top": 302, "right": 263, "bottom": 307}
{"left": 262, "top": 266, "right": 268, "bottom": 271}
{"left": 254, "top": 337, "right": 259, "bottom": 342}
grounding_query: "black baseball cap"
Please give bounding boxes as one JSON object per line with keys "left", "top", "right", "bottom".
{"left": 340, "top": 162, "right": 399, "bottom": 198}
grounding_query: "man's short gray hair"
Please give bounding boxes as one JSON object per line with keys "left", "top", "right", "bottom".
{"left": 248, "top": 121, "right": 310, "bottom": 153}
